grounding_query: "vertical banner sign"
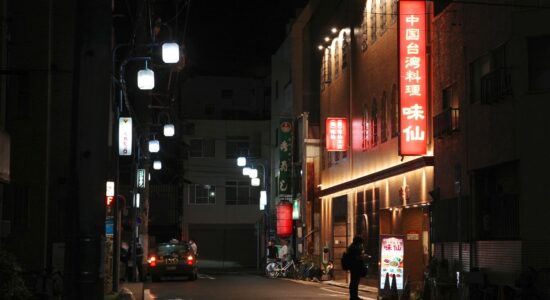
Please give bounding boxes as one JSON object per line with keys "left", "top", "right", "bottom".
{"left": 325, "top": 118, "right": 348, "bottom": 151}
{"left": 137, "top": 169, "right": 146, "bottom": 189}
{"left": 278, "top": 119, "right": 292, "bottom": 197}
{"left": 399, "top": 1, "right": 427, "bottom": 155}
{"left": 380, "top": 236, "right": 405, "bottom": 290}
{"left": 106, "top": 181, "right": 115, "bottom": 206}
{"left": 119, "top": 117, "right": 133, "bottom": 156}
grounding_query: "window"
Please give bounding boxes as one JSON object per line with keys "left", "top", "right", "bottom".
{"left": 361, "top": 3, "right": 369, "bottom": 52}
{"left": 189, "top": 138, "right": 215, "bottom": 158}
{"left": 362, "top": 104, "right": 370, "bottom": 151}
{"left": 391, "top": 84, "right": 398, "bottom": 138}
{"left": 325, "top": 48, "right": 332, "bottom": 83}
{"left": 370, "top": 0, "right": 377, "bottom": 43}
{"left": 371, "top": 98, "right": 378, "bottom": 147}
{"left": 221, "top": 89, "right": 233, "bottom": 99}
{"left": 528, "top": 36, "right": 550, "bottom": 91}
{"left": 226, "top": 181, "right": 259, "bottom": 205}
{"left": 189, "top": 184, "right": 216, "bottom": 204}
{"left": 225, "top": 136, "right": 259, "bottom": 159}
{"left": 381, "top": 92, "right": 388, "bottom": 143}
{"left": 334, "top": 39, "right": 340, "bottom": 80}
{"left": 474, "top": 161, "right": 519, "bottom": 240}
{"left": 470, "top": 45, "right": 509, "bottom": 103}
{"left": 380, "top": 0, "right": 387, "bottom": 35}
{"left": 342, "top": 32, "right": 349, "bottom": 69}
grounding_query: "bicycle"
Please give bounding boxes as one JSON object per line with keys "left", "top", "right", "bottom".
{"left": 265, "top": 259, "right": 299, "bottom": 279}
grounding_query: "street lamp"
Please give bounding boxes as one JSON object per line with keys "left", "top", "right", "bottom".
{"left": 162, "top": 42, "right": 180, "bottom": 63}
{"left": 148, "top": 139, "right": 160, "bottom": 153}
{"left": 163, "top": 123, "right": 175, "bottom": 137}
{"left": 237, "top": 156, "right": 246, "bottom": 167}
{"left": 137, "top": 65, "right": 155, "bottom": 90}
{"left": 153, "top": 160, "right": 162, "bottom": 170}
{"left": 251, "top": 177, "right": 260, "bottom": 187}
{"left": 243, "top": 167, "right": 252, "bottom": 176}
{"left": 249, "top": 168, "right": 258, "bottom": 179}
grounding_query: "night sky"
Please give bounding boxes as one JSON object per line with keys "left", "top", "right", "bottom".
{"left": 181, "top": 0, "right": 309, "bottom": 77}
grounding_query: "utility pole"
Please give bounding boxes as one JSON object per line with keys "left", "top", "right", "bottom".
{"left": 66, "top": 0, "right": 111, "bottom": 298}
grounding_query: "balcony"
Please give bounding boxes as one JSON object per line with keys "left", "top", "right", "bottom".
{"left": 480, "top": 68, "right": 512, "bottom": 104}
{"left": 433, "top": 107, "right": 460, "bottom": 139}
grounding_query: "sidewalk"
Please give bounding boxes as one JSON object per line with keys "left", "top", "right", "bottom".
{"left": 322, "top": 279, "right": 379, "bottom": 294}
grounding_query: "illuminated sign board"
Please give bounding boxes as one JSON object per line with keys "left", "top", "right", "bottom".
{"left": 325, "top": 118, "right": 348, "bottom": 151}
{"left": 137, "top": 169, "right": 146, "bottom": 189}
{"left": 119, "top": 117, "right": 133, "bottom": 156}
{"left": 399, "top": 1, "right": 427, "bottom": 155}
{"left": 292, "top": 199, "right": 300, "bottom": 220}
{"left": 380, "top": 236, "right": 404, "bottom": 290}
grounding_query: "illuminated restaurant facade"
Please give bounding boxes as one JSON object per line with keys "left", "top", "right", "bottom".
{"left": 317, "top": 0, "right": 433, "bottom": 288}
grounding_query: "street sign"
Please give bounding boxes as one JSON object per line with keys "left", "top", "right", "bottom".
{"left": 105, "top": 217, "right": 114, "bottom": 236}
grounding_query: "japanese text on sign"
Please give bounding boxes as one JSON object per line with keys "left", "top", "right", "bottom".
{"left": 380, "top": 236, "right": 405, "bottom": 290}
{"left": 325, "top": 118, "right": 348, "bottom": 151}
{"left": 399, "top": 1, "right": 427, "bottom": 155}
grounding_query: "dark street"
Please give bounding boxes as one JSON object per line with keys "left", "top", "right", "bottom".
{"left": 144, "top": 273, "right": 377, "bottom": 300}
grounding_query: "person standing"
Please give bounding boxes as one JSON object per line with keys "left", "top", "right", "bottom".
{"left": 189, "top": 239, "right": 198, "bottom": 256}
{"left": 347, "top": 236, "right": 365, "bottom": 300}
{"left": 279, "top": 239, "right": 289, "bottom": 262}
{"left": 135, "top": 240, "right": 144, "bottom": 281}
{"left": 266, "top": 240, "right": 278, "bottom": 263}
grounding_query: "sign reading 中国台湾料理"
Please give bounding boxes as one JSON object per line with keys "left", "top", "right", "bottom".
{"left": 399, "top": 1, "right": 427, "bottom": 156}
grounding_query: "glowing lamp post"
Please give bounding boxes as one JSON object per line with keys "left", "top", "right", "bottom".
{"left": 148, "top": 139, "right": 160, "bottom": 153}
{"left": 248, "top": 168, "right": 258, "bottom": 179}
{"left": 237, "top": 156, "right": 246, "bottom": 167}
{"left": 163, "top": 124, "right": 175, "bottom": 137}
{"left": 153, "top": 160, "right": 162, "bottom": 170}
{"left": 137, "top": 67, "right": 155, "bottom": 90}
{"left": 162, "top": 42, "right": 180, "bottom": 63}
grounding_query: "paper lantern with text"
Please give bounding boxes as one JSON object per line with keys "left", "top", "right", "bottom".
{"left": 277, "top": 201, "right": 293, "bottom": 238}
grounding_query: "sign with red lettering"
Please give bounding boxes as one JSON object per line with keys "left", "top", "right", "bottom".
{"left": 399, "top": 1, "right": 427, "bottom": 155}
{"left": 380, "top": 236, "right": 405, "bottom": 290}
{"left": 325, "top": 118, "right": 348, "bottom": 151}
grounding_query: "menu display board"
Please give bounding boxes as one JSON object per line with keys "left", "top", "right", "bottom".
{"left": 380, "top": 236, "right": 404, "bottom": 290}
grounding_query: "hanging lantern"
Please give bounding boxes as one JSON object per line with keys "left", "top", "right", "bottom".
{"left": 277, "top": 201, "right": 293, "bottom": 238}
{"left": 137, "top": 68, "right": 155, "bottom": 90}
{"left": 162, "top": 42, "right": 180, "bottom": 63}
{"left": 163, "top": 123, "right": 175, "bottom": 137}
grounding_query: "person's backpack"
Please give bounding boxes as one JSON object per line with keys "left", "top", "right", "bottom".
{"left": 341, "top": 251, "right": 352, "bottom": 271}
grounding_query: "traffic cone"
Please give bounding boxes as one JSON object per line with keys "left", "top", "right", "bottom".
{"left": 382, "top": 272, "right": 391, "bottom": 296}
{"left": 390, "top": 274, "right": 399, "bottom": 300}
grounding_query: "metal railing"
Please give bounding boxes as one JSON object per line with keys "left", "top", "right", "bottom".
{"left": 481, "top": 68, "right": 512, "bottom": 104}
{"left": 433, "top": 108, "right": 460, "bottom": 139}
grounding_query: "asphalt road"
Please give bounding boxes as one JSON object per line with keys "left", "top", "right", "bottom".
{"left": 144, "top": 273, "right": 378, "bottom": 300}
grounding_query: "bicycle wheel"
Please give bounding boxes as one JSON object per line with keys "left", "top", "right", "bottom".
{"left": 266, "top": 262, "right": 279, "bottom": 279}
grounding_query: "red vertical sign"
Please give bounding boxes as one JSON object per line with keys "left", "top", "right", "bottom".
{"left": 399, "top": 1, "right": 427, "bottom": 155}
{"left": 325, "top": 118, "right": 348, "bottom": 151}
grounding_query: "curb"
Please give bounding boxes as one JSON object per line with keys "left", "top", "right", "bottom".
{"left": 322, "top": 280, "right": 379, "bottom": 294}
{"left": 281, "top": 277, "right": 379, "bottom": 295}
